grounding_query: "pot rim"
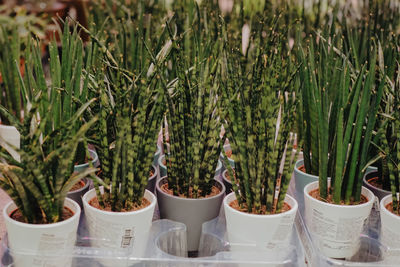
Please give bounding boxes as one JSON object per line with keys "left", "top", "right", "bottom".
{"left": 74, "top": 149, "right": 99, "bottom": 169}
{"left": 149, "top": 164, "right": 158, "bottom": 180}
{"left": 154, "top": 144, "right": 162, "bottom": 156}
{"left": 156, "top": 176, "right": 226, "bottom": 202}
{"left": 0, "top": 124, "right": 19, "bottom": 131}
{"left": 68, "top": 177, "right": 90, "bottom": 194}
{"left": 380, "top": 195, "right": 400, "bottom": 220}
{"left": 82, "top": 188, "right": 156, "bottom": 216}
{"left": 293, "top": 159, "right": 319, "bottom": 179}
{"left": 3, "top": 197, "right": 80, "bottom": 228}
{"left": 363, "top": 171, "right": 390, "bottom": 194}
{"left": 222, "top": 169, "right": 233, "bottom": 184}
{"left": 304, "top": 181, "right": 375, "bottom": 208}
{"left": 158, "top": 154, "right": 166, "bottom": 169}
{"left": 223, "top": 191, "right": 298, "bottom": 218}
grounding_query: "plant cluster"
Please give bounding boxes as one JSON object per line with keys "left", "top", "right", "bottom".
{"left": 158, "top": 5, "right": 224, "bottom": 198}
{"left": 221, "top": 15, "right": 298, "bottom": 214}
{"left": 87, "top": 17, "right": 168, "bottom": 211}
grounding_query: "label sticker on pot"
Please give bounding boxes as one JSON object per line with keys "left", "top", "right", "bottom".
{"left": 85, "top": 211, "right": 136, "bottom": 249}
{"left": 121, "top": 228, "right": 135, "bottom": 248}
{"left": 311, "top": 209, "right": 365, "bottom": 242}
{"left": 27, "top": 231, "right": 75, "bottom": 266}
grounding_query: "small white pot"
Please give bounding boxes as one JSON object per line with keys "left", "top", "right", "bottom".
{"left": 224, "top": 192, "right": 298, "bottom": 251}
{"left": 293, "top": 159, "right": 318, "bottom": 214}
{"left": 82, "top": 188, "right": 156, "bottom": 265}
{"left": 380, "top": 195, "right": 400, "bottom": 249}
{"left": 3, "top": 198, "right": 80, "bottom": 267}
{"left": 0, "top": 124, "right": 20, "bottom": 161}
{"left": 304, "top": 181, "right": 374, "bottom": 258}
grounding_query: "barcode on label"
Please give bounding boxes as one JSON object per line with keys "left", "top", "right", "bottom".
{"left": 121, "top": 228, "right": 134, "bottom": 248}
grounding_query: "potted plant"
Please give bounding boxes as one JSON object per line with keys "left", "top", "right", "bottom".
{"left": 6, "top": 20, "right": 99, "bottom": 208}
{"left": 298, "top": 34, "right": 382, "bottom": 258}
{"left": 362, "top": 42, "right": 400, "bottom": 201}
{"left": 154, "top": 8, "right": 226, "bottom": 254}
{"left": 0, "top": 82, "right": 97, "bottom": 267}
{"left": 81, "top": 17, "right": 168, "bottom": 264}
{"left": 379, "top": 50, "right": 400, "bottom": 249}
{"left": 0, "top": 27, "right": 24, "bottom": 160}
{"left": 45, "top": 21, "right": 100, "bottom": 205}
{"left": 219, "top": 15, "right": 299, "bottom": 251}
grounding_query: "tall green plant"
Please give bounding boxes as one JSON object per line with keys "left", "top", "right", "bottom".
{"left": 0, "top": 83, "right": 97, "bottom": 224}
{"left": 0, "top": 27, "right": 23, "bottom": 123}
{"left": 370, "top": 45, "right": 400, "bottom": 213}
{"left": 156, "top": 3, "right": 224, "bottom": 198}
{"left": 87, "top": 18, "right": 168, "bottom": 211}
{"left": 298, "top": 31, "right": 383, "bottom": 204}
{"left": 221, "top": 15, "right": 298, "bottom": 214}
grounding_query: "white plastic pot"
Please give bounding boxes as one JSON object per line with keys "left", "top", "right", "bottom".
{"left": 380, "top": 195, "right": 400, "bottom": 249}
{"left": 0, "top": 124, "right": 20, "bottom": 161}
{"left": 3, "top": 198, "right": 81, "bottom": 267}
{"left": 304, "top": 181, "right": 374, "bottom": 258}
{"left": 293, "top": 159, "right": 318, "bottom": 214}
{"left": 224, "top": 192, "right": 298, "bottom": 251}
{"left": 82, "top": 188, "right": 156, "bottom": 265}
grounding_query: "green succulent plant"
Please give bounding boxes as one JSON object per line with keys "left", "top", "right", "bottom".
{"left": 298, "top": 26, "right": 384, "bottom": 204}
{"left": 369, "top": 45, "right": 400, "bottom": 213}
{"left": 154, "top": 3, "right": 224, "bottom": 199}
{"left": 220, "top": 15, "right": 298, "bottom": 214}
{"left": 0, "top": 77, "right": 97, "bottom": 224}
{"left": 86, "top": 17, "right": 168, "bottom": 211}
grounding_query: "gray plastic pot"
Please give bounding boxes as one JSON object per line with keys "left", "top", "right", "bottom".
{"left": 156, "top": 177, "right": 225, "bottom": 253}
{"left": 67, "top": 177, "right": 90, "bottom": 209}
{"left": 363, "top": 171, "right": 390, "bottom": 202}
{"left": 146, "top": 165, "right": 158, "bottom": 194}
{"left": 158, "top": 154, "right": 167, "bottom": 178}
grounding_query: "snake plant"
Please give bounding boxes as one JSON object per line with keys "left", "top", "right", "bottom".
{"left": 298, "top": 27, "right": 383, "bottom": 204}
{"left": 87, "top": 17, "right": 168, "bottom": 211}
{"left": 369, "top": 45, "right": 400, "bottom": 214}
{"left": 0, "top": 27, "right": 24, "bottom": 124}
{"left": 0, "top": 72, "right": 97, "bottom": 225}
{"left": 154, "top": 3, "right": 224, "bottom": 199}
{"left": 220, "top": 15, "right": 298, "bottom": 214}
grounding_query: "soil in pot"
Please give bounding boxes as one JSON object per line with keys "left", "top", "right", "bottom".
{"left": 308, "top": 188, "right": 369, "bottom": 205}
{"left": 70, "top": 179, "right": 86, "bottom": 192}
{"left": 10, "top": 207, "right": 74, "bottom": 224}
{"left": 363, "top": 172, "right": 391, "bottom": 202}
{"left": 229, "top": 199, "right": 291, "bottom": 214}
{"left": 88, "top": 196, "right": 151, "bottom": 212}
{"left": 160, "top": 182, "right": 221, "bottom": 199}
{"left": 298, "top": 164, "right": 306, "bottom": 172}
